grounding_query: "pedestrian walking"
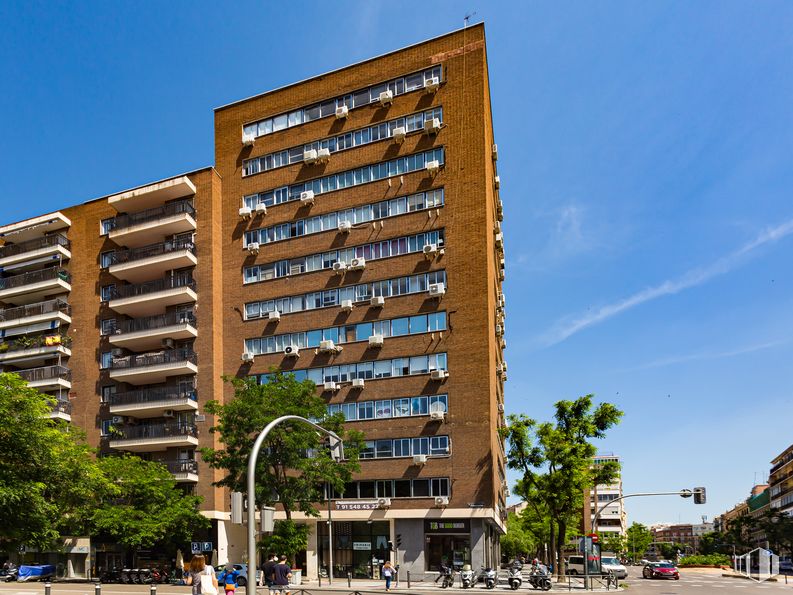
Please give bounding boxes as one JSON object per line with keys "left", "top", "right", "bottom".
{"left": 263, "top": 553, "right": 278, "bottom": 594}
{"left": 382, "top": 561, "right": 394, "bottom": 591}
{"left": 185, "top": 554, "right": 218, "bottom": 595}
{"left": 220, "top": 565, "right": 239, "bottom": 595}
{"left": 271, "top": 555, "right": 292, "bottom": 595}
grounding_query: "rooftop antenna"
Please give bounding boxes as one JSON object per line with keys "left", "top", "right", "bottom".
{"left": 464, "top": 11, "right": 477, "bottom": 28}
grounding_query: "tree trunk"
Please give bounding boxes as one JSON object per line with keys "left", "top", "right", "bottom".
{"left": 557, "top": 520, "right": 566, "bottom": 580}
{"left": 549, "top": 518, "right": 556, "bottom": 576}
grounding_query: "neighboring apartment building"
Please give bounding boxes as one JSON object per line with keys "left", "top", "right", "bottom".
{"left": 651, "top": 522, "right": 713, "bottom": 554}
{"left": 588, "top": 454, "right": 627, "bottom": 536}
{"left": 770, "top": 444, "right": 793, "bottom": 515}
{"left": 0, "top": 24, "right": 506, "bottom": 579}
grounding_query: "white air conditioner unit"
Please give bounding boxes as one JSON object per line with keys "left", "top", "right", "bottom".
{"left": 316, "top": 148, "right": 331, "bottom": 163}
{"left": 111, "top": 416, "right": 124, "bottom": 425}
{"left": 377, "top": 498, "right": 392, "bottom": 508}
{"left": 319, "top": 340, "right": 338, "bottom": 353}
{"left": 368, "top": 334, "right": 384, "bottom": 347}
{"left": 242, "top": 352, "right": 255, "bottom": 363}
{"left": 247, "top": 242, "right": 260, "bottom": 255}
{"left": 332, "top": 261, "right": 347, "bottom": 274}
{"left": 378, "top": 90, "right": 394, "bottom": 106}
{"left": 495, "top": 233, "right": 504, "bottom": 249}
{"left": 423, "top": 243, "right": 438, "bottom": 258}
{"left": 162, "top": 338, "right": 175, "bottom": 349}
{"left": 335, "top": 105, "right": 349, "bottom": 119}
{"left": 497, "top": 403, "right": 505, "bottom": 413}
{"left": 428, "top": 283, "right": 446, "bottom": 297}
{"left": 424, "top": 77, "right": 440, "bottom": 93}
{"left": 323, "top": 381, "right": 338, "bottom": 392}
{"left": 430, "top": 369, "right": 449, "bottom": 381}
{"left": 492, "top": 143, "right": 498, "bottom": 161}
{"left": 495, "top": 221, "right": 502, "bottom": 234}
{"left": 303, "top": 149, "right": 318, "bottom": 164}
{"left": 496, "top": 363, "right": 504, "bottom": 375}
{"left": 163, "top": 409, "right": 175, "bottom": 418}
{"left": 242, "top": 132, "right": 256, "bottom": 146}
{"left": 426, "top": 160, "right": 440, "bottom": 175}
{"left": 300, "top": 190, "right": 315, "bottom": 205}
{"left": 255, "top": 202, "right": 267, "bottom": 215}
{"left": 499, "top": 269, "right": 505, "bottom": 282}
{"left": 341, "top": 299, "right": 354, "bottom": 312}
{"left": 496, "top": 324, "right": 504, "bottom": 336}
{"left": 351, "top": 377, "right": 365, "bottom": 388}
{"left": 349, "top": 257, "right": 366, "bottom": 270}
{"left": 413, "top": 454, "right": 428, "bottom": 465}
{"left": 370, "top": 295, "right": 385, "bottom": 307}
{"left": 424, "top": 117, "right": 441, "bottom": 135}
{"left": 338, "top": 220, "right": 352, "bottom": 233}
{"left": 494, "top": 176, "right": 501, "bottom": 189}
{"left": 111, "top": 348, "right": 125, "bottom": 357}
{"left": 430, "top": 410, "right": 446, "bottom": 422}
{"left": 502, "top": 361, "right": 508, "bottom": 372}
{"left": 268, "top": 310, "right": 280, "bottom": 321}
{"left": 393, "top": 126, "right": 406, "bottom": 143}
{"left": 501, "top": 338, "right": 507, "bottom": 350}
{"left": 284, "top": 345, "right": 300, "bottom": 358}
{"left": 239, "top": 206, "right": 252, "bottom": 219}
{"left": 433, "top": 496, "right": 449, "bottom": 508}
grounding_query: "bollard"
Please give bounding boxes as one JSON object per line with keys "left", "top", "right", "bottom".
{"left": 318, "top": 574, "right": 322, "bottom": 587}
{"left": 45, "top": 582, "right": 52, "bottom": 595}
{"left": 407, "top": 571, "right": 410, "bottom": 589}
{"left": 150, "top": 584, "right": 157, "bottom": 595}
{"left": 95, "top": 582, "right": 102, "bottom": 595}
{"left": 347, "top": 572, "right": 351, "bottom": 588}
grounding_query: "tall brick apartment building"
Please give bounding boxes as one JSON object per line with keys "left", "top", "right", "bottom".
{"left": 0, "top": 24, "right": 506, "bottom": 579}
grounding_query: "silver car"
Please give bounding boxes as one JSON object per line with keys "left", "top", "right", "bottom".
{"left": 601, "top": 557, "right": 628, "bottom": 579}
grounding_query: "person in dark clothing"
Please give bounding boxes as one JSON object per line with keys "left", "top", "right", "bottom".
{"left": 262, "top": 553, "right": 278, "bottom": 594}
{"left": 272, "top": 556, "right": 292, "bottom": 595}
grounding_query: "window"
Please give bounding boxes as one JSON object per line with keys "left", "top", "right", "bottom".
{"left": 100, "top": 284, "right": 116, "bottom": 301}
{"left": 412, "top": 479, "right": 430, "bottom": 497}
{"left": 100, "top": 419, "right": 113, "bottom": 436}
{"left": 100, "top": 319, "right": 116, "bottom": 336}
{"left": 100, "top": 218, "right": 115, "bottom": 235}
{"left": 101, "top": 385, "right": 116, "bottom": 404}
{"left": 100, "top": 352, "right": 113, "bottom": 369}
{"left": 100, "top": 251, "right": 115, "bottom": 268}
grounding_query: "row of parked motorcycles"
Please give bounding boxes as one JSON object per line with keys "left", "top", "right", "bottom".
{"left": 437, "top": 563, "right": 551, "bottom": 591}
{"left": 98, "top": 567, "right": 172, "bottom": 584}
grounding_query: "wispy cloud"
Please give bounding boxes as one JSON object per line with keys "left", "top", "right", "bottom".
{"left": 625, "top": 339, "right": 787, "bottom": 370}
{"left": 540, "top": 218, "right": 793, "bottom": 346}
{"left": 512, "top": 203, "right": 596, "bottom": 271}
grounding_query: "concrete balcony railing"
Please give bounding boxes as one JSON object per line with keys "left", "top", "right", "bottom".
{"left": 0, "top": 233, "right": 71, "bottom": 268}
{"left": 108, "top": 277, "right": 196, "bottom": 317}
{"left": 0, "top": 268, "right": 71, "bottom": 305}
{"left": 107, "top": 239, "right": 196, "bottom": 283}
{"left": 109, "top": 422, "right": 198, "bottom": 452}
{"left": 109, "top": 311, "right": 197, "bottom": 351}
{"left": 0, "top": 298, "right": 71, "bottom": 330}
{"left": 108, "top": 385, "right": 199, "bottom": 418}
{"left": 17, "top": 365, "right": 72, "bottom": 391}
{"left": 108, "top": 349, "right": 197, "bottom": 385}
{"left": 108, "top": 200, "right": 196, "bottom": 247}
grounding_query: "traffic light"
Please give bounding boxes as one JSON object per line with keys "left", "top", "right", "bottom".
{"left": 395, "top": 534, "right": 402, "bottom": 548}
{"left": 693, "top": 487, "right": 706, "bottom": 504}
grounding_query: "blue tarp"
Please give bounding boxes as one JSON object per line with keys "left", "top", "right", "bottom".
{"left": 18, "top": 565, "right": 56, "bottom": 582}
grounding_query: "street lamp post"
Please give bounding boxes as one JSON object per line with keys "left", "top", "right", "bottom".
{"left": 246, "top": 415, "right": 344, "bottom": 595}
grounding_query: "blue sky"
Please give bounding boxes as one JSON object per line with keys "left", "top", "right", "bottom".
{"left": 2, "top": 1, "right": 793, "bottom": 527}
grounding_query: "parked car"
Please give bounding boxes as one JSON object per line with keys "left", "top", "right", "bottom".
{"left": 215, "top": 564, "right": 258, "bottom": 587}
{"left": 600, "top": 557, "right": 627, "bottom": 579}
{"left": 643, "top": 562, "right": 679, "bottom": 580}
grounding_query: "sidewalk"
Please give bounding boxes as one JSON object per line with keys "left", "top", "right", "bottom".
{"left": 294, "top": 576, "right": 620, "bottom": 592}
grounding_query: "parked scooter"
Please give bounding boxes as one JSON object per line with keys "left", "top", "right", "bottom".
{"left": 507, "top": 566, "right": 522, "bottom": 590}
{"left": 481, "top": 567, "right": 497, "bottom": 589}
{"left": 460, "top": 565, "right": 479, "bottom": 589}
{"left": 0, "top": 567, "right": 19, "bottom": 583}
{"left": 436, "top": 564, "right": 455, "bottom": 589}
{"left": 527, "top": 566, "right": 551, "bottom": 591}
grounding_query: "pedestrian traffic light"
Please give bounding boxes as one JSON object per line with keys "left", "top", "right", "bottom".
{"left": 388, "top": 541, "right": 394, "bottom": 551}
{"left": 395, "top": 534, "right": 402, "bottom": 548}
{"left": 693, "top": 487, "right": 706, "bottom": 504}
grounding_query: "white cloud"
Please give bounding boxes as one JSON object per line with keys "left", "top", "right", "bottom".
{"left": 540, "top": 218, "right": 793, "bottom": 346}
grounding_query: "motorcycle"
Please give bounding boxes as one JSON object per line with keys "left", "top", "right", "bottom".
{"left": 99, "top": 567, "right": 122, "bottom": 583}
{"left": 507, "top": 566, "right": 522, "bottom": 590}
{"left": 139, "top": 568, "right": 153, "bottom": 584}
{"left": 482, "top": 567, "right": 497, "bottom": 589}
{"left": 1, "top": 567, "right": 19, "bottom": 583}
{"left": 528, "top": 567, "right": 551, "bottom": 591}
{"left": 460, "top": 565, "right": 479, "bottom": 589}
{"left": 436, "top": 564, "right": 455, "bottom": 589}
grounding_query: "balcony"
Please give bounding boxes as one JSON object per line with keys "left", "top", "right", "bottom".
{"left": 109, "top": 422, "right": 198, "bottom": 452}
{"left": 108, "top": 201, "right": 197, "bottom": 247}
{"left": 107, "top": 239, "right": 196, "bottom": 283}
{"left": 49, "top": 399, "right": 72, "bottom": 422}
{"left": 0, "top": 234, "right": 71, "bottom": 268}
{"left": 0, "top": 212, "right": 70, "bottom": 243}
{"left": 108, "top": 277, "right": 197, "bottom": 317}
{"left": 109, "top": 349, "right": 197, "bottom": 385}
{"left": 162, "top": 459, "right": 199, "bottom": 482}
{"left": 108, "top": 386, "right": 199, "bottom": 418}
{"left": 108, "top": 176, "right": 196, "bottom": 212}
{"left": 109, "top": 311, "right": 197, "bottom": 351}
{"left": 0, "top": 268, "right": 71, "bottom": 305}
{"left": 0, "top": 298, "right": 71, "bottom": 331}
{"left": 0, "top": 334, "right": 71, "bottom": 365}
{"left": 16, "top": 365, "right": 72, "bottom": 391}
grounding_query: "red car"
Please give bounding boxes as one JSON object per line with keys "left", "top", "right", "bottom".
{"left": 643, "top": 562, "right": 680, "bottom": 580}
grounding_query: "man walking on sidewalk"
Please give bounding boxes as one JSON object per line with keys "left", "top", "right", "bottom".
{"left": 272, "top": 555, "right": 292, "bottom": 595}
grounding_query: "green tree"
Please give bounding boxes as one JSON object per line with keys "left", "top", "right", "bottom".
{"left": 697, "top": 531, "right": 720, "bottom": 555}
{"left": 626, "top": 523, "right": 653, "bottom": 562}
{"left": 501, "top": 512, "right": 536, "bottom": 561}
{"left": 501, "top": 395, "right": 623, "bottom": 576}
{"left": 202, "top": 373, "right": 364, "bottom": 557}
{"left": 260, "top": 521, "right": 310, "bottom": 566}
{"left": 658, "top": 542, "right": 687, "bottom": 560}
{"left": 84, "top": 455, "right": 209, "bottom": 552}
{"left": 599, "top": 532, "right": 627, "bottom": 556}
{"left": 0, "top": 373, "right": 104, "bottom": 549}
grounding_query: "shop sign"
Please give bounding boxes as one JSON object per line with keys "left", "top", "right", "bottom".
{"left": 424, "top": 520, "right": 471, "bottom": 534}
{"left": 353, "top": 542, "right": 372, "bottom": 551}
{"left": 336, "top": 500, "right": 380, "bottom": 511}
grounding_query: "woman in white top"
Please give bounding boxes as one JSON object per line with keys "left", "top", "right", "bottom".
{"left": 186, "top": 554, "right": 218, "bottom": 595}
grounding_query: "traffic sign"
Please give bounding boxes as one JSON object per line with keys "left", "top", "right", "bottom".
{"left": 191, "top": 542, "right": 201, "bottom": 554}
{"left": 202, "top": 542, "right": 213, "bottom": 552}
